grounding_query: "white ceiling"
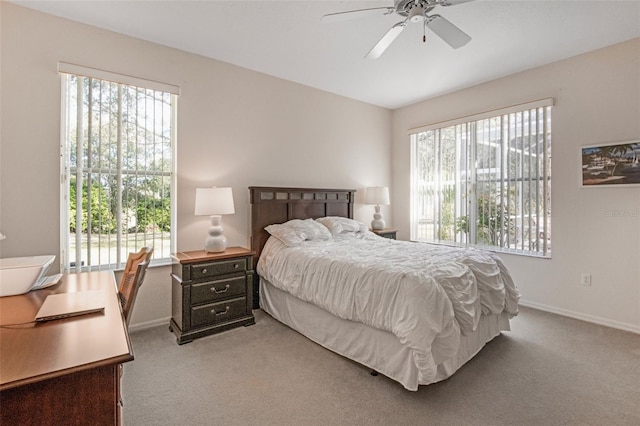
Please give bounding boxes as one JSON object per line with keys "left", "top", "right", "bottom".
{"left": 11, "top": 0, "right": 640, "bottom": 109}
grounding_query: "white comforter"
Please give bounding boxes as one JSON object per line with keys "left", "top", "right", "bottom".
{"left": 257, "top": 232, "right": 520, "bottom": 383}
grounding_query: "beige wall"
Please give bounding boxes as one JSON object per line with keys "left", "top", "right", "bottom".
{"left": 0, "top": 4, "right": 391, "bottom": 328}
{"left": 2, "top": 3, "right": 639, "bottom": 333}
{"left": 392, "top": 38, "right": 640, "bottom": 332}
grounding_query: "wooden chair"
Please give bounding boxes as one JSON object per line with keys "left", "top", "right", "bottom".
{"left": 118, "top": 246, "right": 153, "bottom": 325}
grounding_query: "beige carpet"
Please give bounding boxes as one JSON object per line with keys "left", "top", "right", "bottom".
{"left": 122, "top": 307, "right": 640, "bottom": 426}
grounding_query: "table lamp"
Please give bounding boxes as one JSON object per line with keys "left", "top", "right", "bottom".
{"left": 365, "top": 186, "right": 390, "bottom": 230}
{"left": 194, "top": 187, "right": 235, "bottom": 253}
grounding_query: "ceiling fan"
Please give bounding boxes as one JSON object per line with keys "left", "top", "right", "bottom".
{"left": 322, "top": 0, "right": 474, "bottom": 59}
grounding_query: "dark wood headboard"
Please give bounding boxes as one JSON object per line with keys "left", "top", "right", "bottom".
{"left": 248, "top": 186, "right": 356, "bottom": 307}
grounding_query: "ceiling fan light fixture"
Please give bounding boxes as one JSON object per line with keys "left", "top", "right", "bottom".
{"left": 408, "top": 5, "right": 426, "bottom": 23}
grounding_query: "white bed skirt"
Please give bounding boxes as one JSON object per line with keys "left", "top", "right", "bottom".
{"left": 260, "top": 278, "right": 511, "bottom": 391}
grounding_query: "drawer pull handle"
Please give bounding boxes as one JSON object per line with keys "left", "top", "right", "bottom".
{"left": 211, "top": 284, "right": 230, "bottom": 294}
{"left": 202, "top": 268, "right": 207, "bottom": 274}
{"left": 234, "top": 264, "right": 239, "bottom": 269}
{"left": 212, "top": 306, "right": 230, "bottom": 316}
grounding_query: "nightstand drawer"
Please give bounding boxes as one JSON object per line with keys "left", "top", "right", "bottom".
{"left": 191, "top": 297, "right": 247, "bottom": 328}
{"left": 191, "top": 258, "right": 247, "bottom": 279}
{"left": 191, "top": 276, "right": 247, "bottom": 305}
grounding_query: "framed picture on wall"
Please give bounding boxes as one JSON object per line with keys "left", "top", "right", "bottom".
{"left": 580, "top": 140, "right": 640, "bottom": 187}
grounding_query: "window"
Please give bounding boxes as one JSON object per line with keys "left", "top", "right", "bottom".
{"left": 59, "top": 64, "right": 178, "bottom": 272}
{"left": 410, "top": 99, "right": 552, "bottom": 257}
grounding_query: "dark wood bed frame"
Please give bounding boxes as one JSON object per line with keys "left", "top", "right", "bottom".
{"left": 248, "top": 186, "right": 356, "bottom": 307}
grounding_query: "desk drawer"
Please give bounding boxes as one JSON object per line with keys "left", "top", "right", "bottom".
{"left": 191, "top": 297, "right": 247, "bottom": 328}
{"left": 191, "top": 276, "right": 246, "bottom": 305}
{"left": 191, "top": 258, "right": 247, "bottom": 279}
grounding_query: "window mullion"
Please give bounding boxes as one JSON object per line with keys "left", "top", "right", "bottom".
{"left": 116, "top": 84, "right": 123, "bottom": 268}
{"left": 150, "top": 89, "right": 157, "bottom": 249}
{"left": 519, "top": 112, "right": 525, "bottom": 252}
{"left": 60, "top": 76, "right": 70, "bottom": 273}
{"left": 435, "top": 130, "right": 440, "bottom": 241}
{"left": 455, "top": 126, "right": 460, "bottom": 244}
{"left": 75, "top": 78, "right": 84, "bottom": 273}
{"left": 97, "top": 81, "right": 104, "bottom": 269}
{"left": 542, "top": 107, "right": 550, "bottom": 256}
{"left": 527, "top": 110, "right": 533, "bottom": 251}
{"left": 469, "top": 123, "right": 477, "bottom": 245}
{"left": 86, "top": 79, "right": 93, "bottom": 269}
{"left": 467, "top": 124, "right": 473, "bottom": 245}
{"left": 500, "top": 115, "right": 508, "bottom": 248}
{"left": 412, "top": 135, "right": 416, "bottom": 240}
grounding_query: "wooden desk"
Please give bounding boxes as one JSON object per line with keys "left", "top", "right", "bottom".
{"left": 0, "top": 271, "right": 134, "bottom": 425}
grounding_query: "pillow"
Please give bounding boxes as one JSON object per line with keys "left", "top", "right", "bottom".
{"left": 265, "top": 223, "right": 307, "bottom": 246}
{"left": 298, "top": 219, "right": 333, "bottom": 241}
{"left": 316, "top": 216, "right": 368, "bottom": 235}
{"left": 265, "top": 219, "right": 332, "bottom": 246}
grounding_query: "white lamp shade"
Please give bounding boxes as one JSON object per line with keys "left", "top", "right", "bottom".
{"left": 365, "top": 186, "right": 390, "bottom": 206}
{"left": 194, "top": 187, "right": 235, "bottom": 216}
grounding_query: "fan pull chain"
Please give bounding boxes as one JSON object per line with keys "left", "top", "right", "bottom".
{"left": 423, "top": 21, "right": 426, "bottom": 43}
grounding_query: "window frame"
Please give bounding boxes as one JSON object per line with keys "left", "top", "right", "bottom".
{"left": 409, "top": 99, "right": 552, "bottom": 258}
{"left": 59, "top": 64, "right": 178, "bottom": 272}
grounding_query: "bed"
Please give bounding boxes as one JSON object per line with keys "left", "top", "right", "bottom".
{"left": 249, "top": 186, "right": 519, "bottom": 391}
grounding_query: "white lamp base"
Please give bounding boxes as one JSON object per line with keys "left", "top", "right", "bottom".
{"left": 371, "top": 205, "right": 385, "bottom": 230}
{"left": 205, "top": 215, "right": 228, "bottom": 253}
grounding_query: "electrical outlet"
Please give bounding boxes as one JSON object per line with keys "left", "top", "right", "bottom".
{"left": 581, "top": 273, "right": 592, "bottom": 286}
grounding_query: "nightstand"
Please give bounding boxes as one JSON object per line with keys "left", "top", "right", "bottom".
{"left": 370, "top": 228, "right": 398, "bottom": 240}
{"left": 169, "top": 247, "right": 255, "bottom": 344}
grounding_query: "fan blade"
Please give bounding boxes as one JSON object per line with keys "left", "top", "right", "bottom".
{"left": 426, "top": 14, "right": 471, "bottom": 49}
{"left": 321, "top": 7, "right": 395, "bottom": 23}
{"left": 365, "top": 21, "right": 407, "bottom": 59}
{"left": 440, "top": 0, "right": 475, "bottom": 6}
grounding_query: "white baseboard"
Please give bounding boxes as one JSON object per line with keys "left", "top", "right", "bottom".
{"left": 519, "top": 299, "right": 640, "bottom": 334}
{"left": 129, "top": 316, "right": 172, "bottom": 333}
